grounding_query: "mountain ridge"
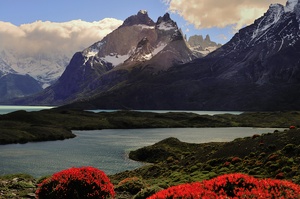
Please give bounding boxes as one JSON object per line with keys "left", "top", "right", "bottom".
{"left": 60, "top": 0, "right": 300, "bottom": 111}
{"left": 11, "top": 0, "right": 300, "bottom": 111}
{"left": 11, "top": 11, "right": 199, "bottom": 105}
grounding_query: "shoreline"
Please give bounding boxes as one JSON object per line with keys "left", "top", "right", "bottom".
{"left": 1, "top": 109, "right": 299, "bottom": 145}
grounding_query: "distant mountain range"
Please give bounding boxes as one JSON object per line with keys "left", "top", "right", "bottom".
{"left": 0, "top": 14, "right": 219, "bottom": 102}
{"left": 8, "top": 0, "right": 300, "bottom": 111}
{"left": 9, "top": 11, "right": 218, "bottom": 105}
{"left": 188, "top": 35, "right": 222, "bottom": 56}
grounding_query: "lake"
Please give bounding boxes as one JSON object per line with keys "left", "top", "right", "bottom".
{"left": 0, "top": 127, "right": 281, "bottom": 178}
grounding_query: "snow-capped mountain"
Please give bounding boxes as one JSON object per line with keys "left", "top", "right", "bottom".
{"left": 81, "top": 12, "right": 194, "bottom": 70}
{"left": 0, "top": 49, "right": 69, "bottom": 101}
{"left": 14, "top": 0, "right": 300, "bottom": 111}
{"left": 15, "top": 11, "right": 197, "bottom": 105}
{"left": 206, "top": 0, "right": 300, "bottom": 84}
{"left": 0, "top": 49, "right": 61, "bottom": 101}
{"left": 0, "top": 49, "right": 70, "bottom": 88}
{"left": 0, "top": 18, "right": 122, "bottom": 101}
{"left": 59, "top": 0, "right": 300, "bottom": 111}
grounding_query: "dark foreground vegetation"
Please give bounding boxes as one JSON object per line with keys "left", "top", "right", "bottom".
{"left": 1, "top": 128, "right": 300, "bottom": 198}
{"left": 1, "top": 109, "right": 300, "bottom": 144}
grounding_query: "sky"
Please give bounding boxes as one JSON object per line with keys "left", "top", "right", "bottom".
{"left": 0, "top": 0, "right": 287, "bottom": 56}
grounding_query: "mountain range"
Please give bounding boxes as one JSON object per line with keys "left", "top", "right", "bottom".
{"left": 8, "top": 0, "right": 300, "bottom": 111}
{"left": 0, "top": 14, "right": 219, "bottom": 102}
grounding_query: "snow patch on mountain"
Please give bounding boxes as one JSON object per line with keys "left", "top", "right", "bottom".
{"left": 85, "top": 49, "right": 99, "bottom": 58}
{"left": 136, "top": 24, "right": 155, "bottom": 29}
{"left": 157, "top": 22, "right": 176, "bottom": 31}
{"left": 251, "top": 4, "right": 284, "bottom": 41}
{"left": 285, "top": 0, "right": 299, "bottom": 12}
{"left": 103, "top": 54, "right": 130, "bottom": 66}
{"left": 153, "top": 43, "right": 168, "bottom": 56}
{"left": 139, "top": 10, "right": 148, "bottom": 15}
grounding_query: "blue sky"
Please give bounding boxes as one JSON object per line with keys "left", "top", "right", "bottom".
{"left": 1, "top": 0, "right": 287, "bottom": 46}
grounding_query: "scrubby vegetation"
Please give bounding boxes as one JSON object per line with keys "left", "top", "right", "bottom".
{"left": 1, "top": 110, "right": 300, "bottom": 198}
{"left": 2, "top": 128, "right": 300, "bottom": 199}
{"left": 110, "top": 128, "right": 300, "bottom": 198}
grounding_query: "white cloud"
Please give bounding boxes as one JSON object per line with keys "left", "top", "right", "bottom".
{"left": 163, "top": 0, "right": 286, "bottom": 31}
{"left": 0, "top": 18, "right": 123, "bottom": 56}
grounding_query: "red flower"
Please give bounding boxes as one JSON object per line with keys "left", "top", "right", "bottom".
{"left": 36, "top": 166, "right": 115, "bottom": 199}
{"left": 289, "top": 126, "right": 296, "bottom": 129}
{"left": 147, "top": 173, "right": 300, "bottom": 199}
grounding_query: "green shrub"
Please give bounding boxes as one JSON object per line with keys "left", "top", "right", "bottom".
{"left": 202, "top": 164, "right": 212, "bottom": 171}
{"left": 115, "top": 177, "right": 145, "bottom": 195}
{"left": 133, "top": 185, "right": 163, "bottom": 199}
{"left": 282, "top": 166, "right": 292, "bottom": 173}
{"left": 283, "top": 144, "right": 296, "bottom": 153}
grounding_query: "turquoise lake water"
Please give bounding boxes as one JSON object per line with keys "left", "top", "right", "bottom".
{"left": 0, "top": 127, "right": 281, "bottom": 177}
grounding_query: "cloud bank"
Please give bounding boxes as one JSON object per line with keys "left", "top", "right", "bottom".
{"left": 0, "top": 18, "right": 123, "bottom": 56}
{"left": 163, "top": 0, "right": 286, "bottom": 30}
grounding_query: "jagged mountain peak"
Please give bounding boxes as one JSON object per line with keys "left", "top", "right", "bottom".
{"left": 156, "top": 13, "right": 177, "bottom": 30}
{"left": 257, "top": 3, "right": 285, "bottom": 31}
{"left": 81, "top": 11, "right": 192, "bottom": 68}
{"left": 204, "top": 35, "right": 211, "bottom": 41}
{"left": 120, "top": 10, "right": 155, "bottom": 28}
{"left": 157, "top": 13, "right": 171, "bottom": 23}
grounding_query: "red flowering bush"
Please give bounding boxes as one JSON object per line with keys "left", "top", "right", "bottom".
{"left": 147, "top": 173, "right": 300, "bottom": 199}
{"left": 147, "top": 182, "right": 218, "bottom": 199}
{"left": 36, "top": 166, "right": 115, "bottom": 199}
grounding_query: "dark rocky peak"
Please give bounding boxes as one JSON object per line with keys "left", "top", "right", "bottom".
{"left": 157, "top": 13, "right": 171, "bottom": 23}
{"left": 204, "top": 35, "right": 211, "bottom": 42}
{"left": 119, "top": 10, "right": 155, "bottom": 28}
{"left": 215, "top": 0, "right": 298, "bottom": 54}
{"left": 156, "top": 13, "right": 177, "bottom": 28}
{"left": 155, "top": 13, "right": 182, "bottom": 42}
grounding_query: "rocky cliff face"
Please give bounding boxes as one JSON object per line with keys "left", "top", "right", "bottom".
{"left": 61, "top": 0, "right": 300, "bottom": 111}
{"left": 13, "top": 1, "right": 300, "bottom": 111}
{"left": 14, "top": 11, "right": 196, "bottom": 105}
{"left": 206, "top": 0, "right": 300, "bottom": 84}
